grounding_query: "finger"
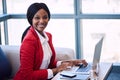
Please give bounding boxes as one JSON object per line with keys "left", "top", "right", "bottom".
{"left": 81, "top": 60, "right": 88, "bottom": 66}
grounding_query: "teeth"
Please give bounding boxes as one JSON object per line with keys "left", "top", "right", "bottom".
{"left": 38, "top": 25, "right": 44, "bottom": 27}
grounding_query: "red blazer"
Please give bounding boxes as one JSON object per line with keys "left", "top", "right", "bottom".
{"left": 14, "top": 26, "right": 57, "bottom": 80}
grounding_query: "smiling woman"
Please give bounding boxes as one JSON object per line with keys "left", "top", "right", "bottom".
{"left": 13, "top": 2, "right": 87, "bottom": 80}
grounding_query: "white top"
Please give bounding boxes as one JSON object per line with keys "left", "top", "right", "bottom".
{"left": 35, "top": 30, "right": 61, "bottom": 79}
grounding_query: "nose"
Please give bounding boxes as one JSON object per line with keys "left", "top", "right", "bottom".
{"left": 39, "top": 18, "right": 44, "bottom": 23}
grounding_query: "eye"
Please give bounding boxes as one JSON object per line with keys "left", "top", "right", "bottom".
{"left": 34, "top": 16, "right": 40, "bottom": 20}
{"left": 43, "top": 15, "right": 48, "bottom": 19}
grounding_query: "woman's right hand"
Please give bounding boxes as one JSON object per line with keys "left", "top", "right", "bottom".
{"left": 52, "top": 62, "right": 70, "bottom": 75}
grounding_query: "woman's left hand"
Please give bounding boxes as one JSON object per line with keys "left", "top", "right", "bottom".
{"left": 72, "top": 59, "right": 88, "bottom": 66}
{"left": 62, "top": 59, "right": 88, "bottom": 67}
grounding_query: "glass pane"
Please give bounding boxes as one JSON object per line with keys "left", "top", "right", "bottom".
{"left": 7, "top": 0, "right": 74, "bottom": 14}
{"left": 82, "top": 0, "right": 120, "bottom": 14}
{"left": 0, "top": 22, "right": 5, "bottom": 45}
{"left": 0, "top": 0, "right": 2, "bottom": 14}
{"left": 46, "top": 19, "right": 75, "bottom": 50}
{"left": 7, "top": 19, "right": 75, "bottom": 51}
{"left": 82, "top": 19, "right": 120, "bottom": 63}
{"left": 7, "top": 19, "right": 29, "bottom": 45}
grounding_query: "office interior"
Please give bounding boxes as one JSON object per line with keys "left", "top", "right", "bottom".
{"left": 0, "top": 0, "right": 120, "bottom": 79}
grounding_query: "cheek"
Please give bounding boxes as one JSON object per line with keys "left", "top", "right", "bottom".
{"left": 45, "top": 20, "right": 49, "bottom": 25}
{"left": 45, "top": 22, "right": 48, "bottom": 26}
{"left": 32, "top": 20, "right": 37, "bottom": 26}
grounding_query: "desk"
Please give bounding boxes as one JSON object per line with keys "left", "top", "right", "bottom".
{"left": 52, "top": 63, "right": 112, "bottom": 80}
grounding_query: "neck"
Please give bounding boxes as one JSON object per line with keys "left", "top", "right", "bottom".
{"left": 39, "top": 32, "right": 45, "bottom": 38}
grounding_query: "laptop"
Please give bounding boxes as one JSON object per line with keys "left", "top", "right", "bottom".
{"left": 76, "top": 37, "right": 104, "bottom": 73}
{"left": 60, "top": 37, "right": 104, "bottom": 76}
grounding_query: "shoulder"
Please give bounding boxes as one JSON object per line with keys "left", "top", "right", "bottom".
{"left": 45, "top": 32, "right": 52, "bottom": 38}
{"left": 23, "top": 27, "right": 39, "bottom": 41}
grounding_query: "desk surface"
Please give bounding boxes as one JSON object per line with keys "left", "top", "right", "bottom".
{"left": 52, "top": 63, "right": 112, "bottom": 80}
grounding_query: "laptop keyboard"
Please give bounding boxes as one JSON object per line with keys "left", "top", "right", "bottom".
{"left": 77, "top": 63, "right": 92, "bottom": 72}
{"left": 63, "top": 66, "right": 79, "bottom": 72}
{"left": 60, "top": 63, "right": 92, "bottom": 75}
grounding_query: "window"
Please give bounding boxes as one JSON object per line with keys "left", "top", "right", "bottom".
{"left": 0, "top": 1, "right": 2, "bottom": 14}
{"left": 82, "top": 0, "right": 120, "bottom": 14}
{"left": 82, "top": 19, "right": 120, "bottom": 62}
{"left": 81, "top": 0, "right": 120, "bottom": 62}
{"left": 0, "top": 22, "right": 5, "bottom": 45}
{"left": 7, "top": 19, "right": 75, "bottom": 51}
{"left": 7, "top": 0, "right": 74, "bottom": 14}
{"left": 6, "top": 0, "right": 75, "bottom": 51}
{"left": 1, "top": 0, "right": 120, "bottom": 63}
{"left": 46, "top": 19, "right": 75, "bottom": 50}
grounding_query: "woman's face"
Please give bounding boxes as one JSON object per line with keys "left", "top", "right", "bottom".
{"left": 32, "top": 9, "right": 49, "bottom": 34}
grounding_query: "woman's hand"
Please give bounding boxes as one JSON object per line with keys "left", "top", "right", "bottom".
{"left": 72, "top": 59, "right": 88, "bottom": 66}
{"left": 62, "top": 59, "right": 88, "bottom": 67}
{"left": 52, "top": 62, "right": 70, "bottom": 75}
{"left": 52, "top": 59, "right": 88, "bottom": 75}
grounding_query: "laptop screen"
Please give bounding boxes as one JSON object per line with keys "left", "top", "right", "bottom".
{"left": 92, "top": 37, "right": 104, "bottom": 67}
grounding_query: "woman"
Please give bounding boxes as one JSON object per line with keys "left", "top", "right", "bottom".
{"left": 14, "top": 2, "right": 87, "bottom": 80}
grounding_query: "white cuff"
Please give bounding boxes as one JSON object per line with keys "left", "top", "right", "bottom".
{"left": 47, "top": 69, "right": 53, "bottom": 79}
